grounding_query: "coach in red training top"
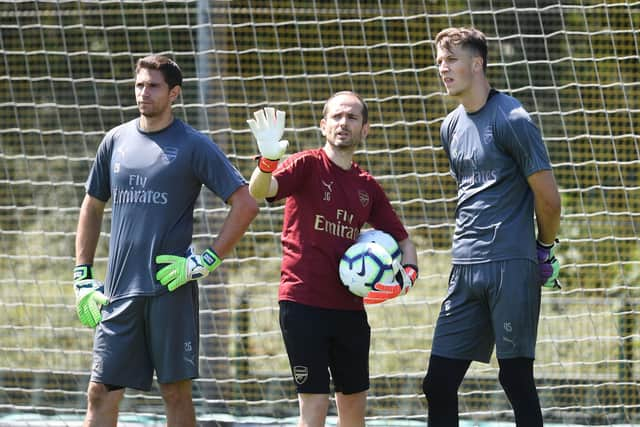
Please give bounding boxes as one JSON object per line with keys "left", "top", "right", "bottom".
{"left": 247, "top": 91, "right": 418, "bottom": 427}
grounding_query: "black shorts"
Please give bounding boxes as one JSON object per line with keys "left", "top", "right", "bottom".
{"left": 279, "top": 301, "right": 370, "bottom": 394}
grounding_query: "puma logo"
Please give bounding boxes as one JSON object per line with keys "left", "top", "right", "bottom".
{"left": 502, "top": 336, "right": 517, "bottom": 349}
{"left": 322, "top": 180, "right": 334, "bottom": 201}
{"left": 322, "top": 180, "right": 334, "bottom": 192}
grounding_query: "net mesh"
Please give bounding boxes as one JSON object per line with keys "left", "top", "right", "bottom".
{"left": 0, "top": 0, "right": 639, "bottom": 424}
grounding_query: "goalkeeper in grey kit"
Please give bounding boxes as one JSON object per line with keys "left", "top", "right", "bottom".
{"left": 422, "top": 28, "right": 562, "bottom": 426}
{"left": 73, "top": 55, "right": 258, "bottom": 426}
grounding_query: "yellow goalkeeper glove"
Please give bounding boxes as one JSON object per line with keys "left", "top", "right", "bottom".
{"left": 73, "top": 264, "right": 109, "bottom": 328}
{"left": 156, "top": 245, "right": 222, "bottom": 291}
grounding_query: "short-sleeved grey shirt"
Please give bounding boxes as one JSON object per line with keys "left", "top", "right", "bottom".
{"left": 440, "top": 90, "right": 552, "bottom": 264}
{"left": 86, "top": 118, "right": 246, "bottom": 300}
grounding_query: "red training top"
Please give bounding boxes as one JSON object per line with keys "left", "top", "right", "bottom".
{"left": 270, "top": 148, "right": 408, "bottom": 311}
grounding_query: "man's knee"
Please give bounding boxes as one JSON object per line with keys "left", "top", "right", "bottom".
{"left": 497, "top": 358, "right": 541, "bottom": 411}
{"left": 498, "top": 358, "right": 542, "bottom": 425}
{"left": 296, "top": 393, "right": 330, "bottom": 427}
{"left": 160, "top": 380, "right": 193, "bottom": 407}
{"left": 336, "top": 391, "right": 366, "bottom": 422}
{"left": 86, "top": 382, "right": 124, "bottom": 411}
{"left": 423, "top": 355, "right": 469, "bottom": 399}
{"left": 87, "top": 382, "right": 106, "bottom": 406}
{"left": 498, "top": 357, "right": 536, "bottom": 395}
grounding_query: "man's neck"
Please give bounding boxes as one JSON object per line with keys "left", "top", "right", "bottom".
{"left": 458, "top": 80, "right": 492, "bottom": 113}
{"left": 322, "top": 144, "right": 353, "bottom": 170}
{"left": 139, "top": 113, "right": 174, "bottom": 133}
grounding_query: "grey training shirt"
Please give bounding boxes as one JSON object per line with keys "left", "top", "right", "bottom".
{"left": 86, "top": 118, "right": 246, "bottom": 300}
{"left": 440, "top": 90, "right": 552, "bottom": 264}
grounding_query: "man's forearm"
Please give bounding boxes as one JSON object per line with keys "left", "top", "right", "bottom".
{"left": 248, "top": 167, "right": 276, "bottom": 199}
{"left": 75, "top": 196, "right": 105, "bottom": 265}
{"left": 210, "top": 186, "right": 259, "bottom": 258}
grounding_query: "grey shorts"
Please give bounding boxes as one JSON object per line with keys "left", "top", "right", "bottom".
{"left": 431, "top": 260, "right": 541, "bottom": 363}
{"left": 90, "top": 283, "right": 200, "bottom": 391}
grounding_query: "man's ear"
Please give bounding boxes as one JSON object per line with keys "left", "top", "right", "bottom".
{"left": 320, "top": 118, "right": 327, "bottom": 136}
{"left": 473, "top": 56, "right": 484, "bottom": 73}
{"left": 362, "top": 122, "right": 370, "bottom": 139}
{"left": 169, "top": 85, "right": 181, "bottom": 102}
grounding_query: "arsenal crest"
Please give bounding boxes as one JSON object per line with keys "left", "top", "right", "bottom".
{"left": 358, "top": 190, "right": 369, "bottom": 207}
{"left": 162, "top": 146, "right": 178, "bottom": 162}
{"left": 293, "top": 365, "right": 308, "bottom": 384}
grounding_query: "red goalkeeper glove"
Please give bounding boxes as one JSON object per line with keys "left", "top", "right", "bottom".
{"left": 364, "top": 263, "right": 418, "bottom": 305}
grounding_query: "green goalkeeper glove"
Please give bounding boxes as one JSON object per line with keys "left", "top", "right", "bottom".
{"left": 155, "top": 245, "right": 222, "bottom": 291}
{"left": 73, "top": 264, "right": 109, "bottom": 328}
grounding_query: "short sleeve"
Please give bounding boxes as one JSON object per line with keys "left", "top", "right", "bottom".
{"left": 496, "top": 105, "right": 551, "bottom": 177}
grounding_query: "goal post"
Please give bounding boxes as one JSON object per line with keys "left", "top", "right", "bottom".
{"left": 0, "top": 1, "right": 638, "bottom": 424}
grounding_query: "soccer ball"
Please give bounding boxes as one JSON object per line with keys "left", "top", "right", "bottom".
{"left": 339, "top": 241, "right": 395, "bottom": 297}
{"left": 357, "top": 229, "right": 401, "bottom": 272}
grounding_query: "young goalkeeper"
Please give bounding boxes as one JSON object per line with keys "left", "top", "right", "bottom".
{"left": 73, "top": 55, "right": 258, "bottom": 427}
{"left": 247, "top": 91, "right": 418, "bottom": 427}
{"left": 422, "top": 27, "right": 562, "bottom": 426}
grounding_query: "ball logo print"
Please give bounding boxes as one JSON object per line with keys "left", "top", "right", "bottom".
{"left": 339, "top": 241, "right": 395, "bottom": 297}
{"left": 356, "top": 229, "right": 402, "bottom": 272}
{"left": 357, "top": 255, "right": 367, "bottom": 277}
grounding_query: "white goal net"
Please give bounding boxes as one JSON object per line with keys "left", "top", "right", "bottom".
{"left": 0, "top": 0, "right": 638, "bottom": 425}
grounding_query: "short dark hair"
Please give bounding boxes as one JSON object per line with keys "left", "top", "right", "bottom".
{"left": 135, "top": 55, "right": 183, "bottom": 89}
{"left": 435, "top": 27, "right": 488, "bottom": 73}
{"left": 323, "top": 90, "right": 369, "bottom": 124}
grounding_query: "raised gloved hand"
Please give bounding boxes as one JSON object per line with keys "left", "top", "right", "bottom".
{"left": 364, "top": 262, "right": 418, "bottom": 304}
{"left": 247, "top": 107, "right": 288, "bottom": 172}
{"left": 156, "top": 245, "right": 222, "bottom": 291}
{"left": 536, "top": 239, "right": 561, "bottom": 289}
{"left": 73, "top": 264, "right": 109, "bottom": 328}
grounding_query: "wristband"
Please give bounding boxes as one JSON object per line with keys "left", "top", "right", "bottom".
{"left": 403, "top": 264, "right": 419, "bottom": 282}
{"left": 74, "top": 264, "right": 93, "bottom": 281}
{"left": 536, "top": 238, "right": 558, "bottom": 248}
{"left": 258, "top": 156, "right": 279, "bottom": 173}
{"left": 202, "top": 247, "right": 223, "bottom": 271}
